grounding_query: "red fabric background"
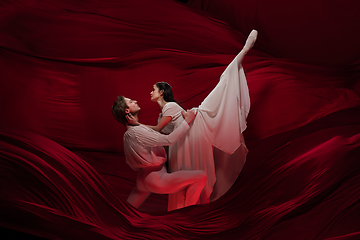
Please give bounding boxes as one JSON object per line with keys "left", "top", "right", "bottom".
{"left": 1, "top": 0, "right": 359, "bottom": 239}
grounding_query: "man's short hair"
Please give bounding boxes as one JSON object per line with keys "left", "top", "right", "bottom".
{"left": 112, "top": 96, "right": 128, "bottom": 125}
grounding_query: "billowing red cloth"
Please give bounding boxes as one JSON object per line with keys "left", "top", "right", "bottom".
{"left": 1, "top": 0, "right": 359, "bottom": 239}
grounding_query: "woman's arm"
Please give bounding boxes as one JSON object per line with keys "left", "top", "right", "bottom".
{"left": 147, "top": 116, "right": 172, "bottom": 132}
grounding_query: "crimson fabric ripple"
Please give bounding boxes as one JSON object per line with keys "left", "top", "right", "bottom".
{"left": 1, "top": 0, "right": 360, "bottom": 239}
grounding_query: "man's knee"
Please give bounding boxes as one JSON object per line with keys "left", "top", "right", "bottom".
{"left": 144, "top": 172, "right": 163, "bottom": 193}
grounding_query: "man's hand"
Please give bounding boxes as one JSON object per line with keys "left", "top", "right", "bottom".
{"left": 126, "top": 113, "right": 140, "bottom": 126}
{"left": 182, "top": 109, "right": 197, "bottom": 125}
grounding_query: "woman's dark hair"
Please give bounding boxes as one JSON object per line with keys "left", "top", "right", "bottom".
{"left": 155, "top": 82, "right": 176, "bottom": 102}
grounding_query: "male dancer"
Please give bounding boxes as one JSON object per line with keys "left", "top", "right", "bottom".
{"left": 112, "top": 96, "right": 207, "bottom": 209}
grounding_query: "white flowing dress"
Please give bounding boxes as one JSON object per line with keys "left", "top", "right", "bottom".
{"left": 160, "top": 55, "right": 250, "bottom": 211}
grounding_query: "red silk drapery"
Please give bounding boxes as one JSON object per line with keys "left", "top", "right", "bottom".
{"left": 1, "top": 0, "right": 360, "bottom": 239}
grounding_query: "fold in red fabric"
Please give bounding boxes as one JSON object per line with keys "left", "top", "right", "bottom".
{"left": 1, "top": 0, "right": 359, "bottom": 239}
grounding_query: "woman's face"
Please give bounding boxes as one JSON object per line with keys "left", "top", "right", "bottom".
{"left": 150, "top": 84, "right": 162, "bottom": 102}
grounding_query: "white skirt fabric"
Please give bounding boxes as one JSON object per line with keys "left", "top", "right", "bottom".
{"left": 167, "top": 55, "right": 250, "bottom": 211}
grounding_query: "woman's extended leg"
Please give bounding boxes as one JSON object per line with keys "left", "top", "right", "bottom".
{"left": 144, "top": 167, "right": 207, "bottom": 207}
{"left": 236, "top": 29, "right": 258, "bottom": 67}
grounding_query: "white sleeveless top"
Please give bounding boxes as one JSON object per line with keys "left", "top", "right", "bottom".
{"left": 158, "top": 102, "right": 184, "bottom": 134}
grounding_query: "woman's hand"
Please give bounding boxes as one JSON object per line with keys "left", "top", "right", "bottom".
{"left": 182, "top": 109, "right": 197, "bottom": 125}
{"left": 126, "top": 113, "right": 140, "bottom": 126}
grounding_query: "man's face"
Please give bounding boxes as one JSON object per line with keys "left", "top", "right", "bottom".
{"left": 124, "top": 97, "right": 141, "bottom": 115}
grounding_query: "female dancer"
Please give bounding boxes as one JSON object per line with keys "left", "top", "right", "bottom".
{"left": 133, "top": 30, "right": 257, "bottom": 210}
